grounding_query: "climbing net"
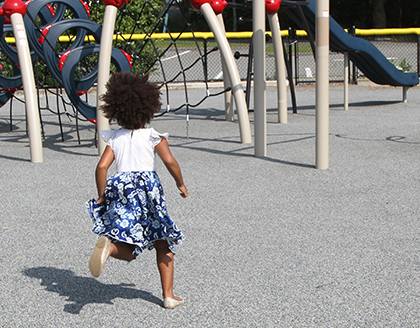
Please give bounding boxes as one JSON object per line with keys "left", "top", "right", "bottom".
{"left": 0, "top": 0, "right": 229, "bottom": 142}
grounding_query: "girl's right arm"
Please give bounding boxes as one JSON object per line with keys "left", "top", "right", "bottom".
{"left": 95, "top": 145, "right": 115, "bottom": 204}
{"left": 155, "top": 137, "right": 188, "bottom": 198}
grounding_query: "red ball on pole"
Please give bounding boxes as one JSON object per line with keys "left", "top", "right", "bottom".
{"left": 265, "top": 0, "right": 281, "bottom": 15}
{"left": 210, "top": 0, "right": 227, "bottom": 15}
{"left": 190, "top": 0, "right": 210, "bottom": 10}
{"left": 102, "top": 0, "right": 127, "bottom": 9}
{"left": 0, "top": 0, "right": 27, "bottom": 19}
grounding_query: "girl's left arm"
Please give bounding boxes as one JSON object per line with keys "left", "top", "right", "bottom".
{"left": 95, "top": 145, "right": 115, "bottom": 204}
{"left": 155, "top": 137, "right": 188, "bottom": 198}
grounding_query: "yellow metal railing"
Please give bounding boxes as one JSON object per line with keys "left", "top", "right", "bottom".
{"left": 353, "top": 28, "right": 420, "bottom": 36}
{"left": 4, "top": 28, "right": 420, "bottom": 44}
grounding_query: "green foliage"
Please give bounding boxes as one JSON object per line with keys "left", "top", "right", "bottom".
{"left": 398, "top": 59, "right": 412, "bottom": 72}
{"left": 330, "top": 0, "right": 420, "bottom": 28}
{"left": 89, "top": 0, "right": 165, "bottom": 74}
{"left": 89, "top": 0, "right": 164, "bottom": 33}
{"left": 389, "top": 58, "right": 412, "bottom": 72}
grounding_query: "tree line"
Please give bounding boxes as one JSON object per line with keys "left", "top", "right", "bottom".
{"left": 329, "top": 0, "right": 420, "bottom": 29}
{"left": 219, "top": 0, "right": 420, "bottom": 32}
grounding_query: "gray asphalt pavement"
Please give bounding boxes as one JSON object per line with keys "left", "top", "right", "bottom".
{"left": 0, "top": 82, "right": 419, "bottom": 327}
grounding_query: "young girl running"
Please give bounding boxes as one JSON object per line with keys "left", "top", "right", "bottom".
{"left": 86, "top": 72, "right": 187, "bottom": 309}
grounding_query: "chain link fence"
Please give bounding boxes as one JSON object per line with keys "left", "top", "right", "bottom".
{"left": 1, "top": 28, "right": 418, "bottom": 89}
{"left": 148, "top": 30, "right": 420, "bottom": 85}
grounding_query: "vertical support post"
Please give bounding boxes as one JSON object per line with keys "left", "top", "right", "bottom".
{"left": 200, "top": 3, "right": 252, "bottom": 144}
{"left": 204, "top": 38, "right": 208, "bottom": 82}
{"left": 96, "top": 5, "right": 118, "bottom": 155}
{"left": 11, "top": 13, "right": 43, "bottom": 163}
{"left": 350, "top": 26, "right": 358, "bottom": 84}
{"left": 315, "top": 0, "right": 329, "bottom": 169}
{"left": 253, "top": 0, "right": 266, "bottom": 157}
{"left": 403, "top": 86, "right": 408, "bottom": 103}
{"left": 217, "top": 14, "right": 234, "bottom": 121}
{"left": 268, "top": 13, "right": 287, "bottom": 123}
{"left": 417, "top": 35, "right": 420, "bottom": 76}
{"left": 294, "top": 32, "right": 298, "bottom": 85}
{"left": 288, "top": 27, "right": 294, "bottom": 85}
{"left": 245, "top": 37, "right": 254, "bottom": 109}
{"left": 344, "top": 52, "right": 349, "bottom": 110}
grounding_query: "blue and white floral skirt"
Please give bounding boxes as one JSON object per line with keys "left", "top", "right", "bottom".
{"left": 86, "top": 171, "right": 184, "bottom": 255}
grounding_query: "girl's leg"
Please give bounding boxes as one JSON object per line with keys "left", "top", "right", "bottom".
{"left": 90, "top": 238, "right": 136, "bottom": 277}
{"left": 155, "top": 240, "right": 181, "bottom": 300}
{"left": 109, "top": 242, "right": 137, "bottom": 261}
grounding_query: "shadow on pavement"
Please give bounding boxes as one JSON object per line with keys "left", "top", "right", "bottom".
{"left": 23, "top": 267, "right": 162, "bottom": 314}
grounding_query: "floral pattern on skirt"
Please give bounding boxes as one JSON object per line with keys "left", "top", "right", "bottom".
{"left": 86, "top": 171, "right": 184, "bottom": 255}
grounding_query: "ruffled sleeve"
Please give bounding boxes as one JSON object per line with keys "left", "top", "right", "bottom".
{"left": 150, "top": 128, "right": 169, "bottom": 148}
{"left": 100, "top": 130, "right": 119, "bottom": 145}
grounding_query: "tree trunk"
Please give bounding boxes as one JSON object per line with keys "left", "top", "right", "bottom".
{"left": 372, "top": 0, "right": 386, "bottom": 28}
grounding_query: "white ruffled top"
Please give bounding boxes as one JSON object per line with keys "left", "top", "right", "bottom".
{"left": 100, "top": 128, "right": 169, "bottom": 172}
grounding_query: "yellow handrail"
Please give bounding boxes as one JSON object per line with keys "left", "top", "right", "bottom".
{"left": 354, "top": 28, "right": 420, "bottom": 36}
{"left": 4, "top": 27, "right": 420, "bottom": 44}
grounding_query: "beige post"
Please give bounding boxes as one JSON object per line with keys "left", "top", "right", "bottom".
{"left": 253, "top": 0, "right": 267, "bottom": 157}
{"left": 315, "top": 0, "right": 330, "bottom": 169}
{"left": 200, "top": 3, "right": 252, "bottom": 144}
{"left": 344, "top": 52, "right": 349, "bottom": 110}
{"left": 268, "top": 13, "right": 287, "bottom": 123}
{"left": 217, "top": 14, "right": 234, "bottom": 121}
{"left": 96, "top": 5, "right": 118, "bottom": 155}
{"left": 11, "top": 13, "right": 43, "bottom": 163}
{"left": 403, "top": 86, "right": 409, "bottom": 103}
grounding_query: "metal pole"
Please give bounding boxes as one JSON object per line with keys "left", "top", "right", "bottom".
{"left": 344, "top": 52, "right": 349, "bottom": 110}
{"left": 268, "top": 13, "right": 287, "bottom": 123}
{"left": 245, "top": 37, "right": 253, "bottom": 109}
{"left": 96, "top": 5, "right": 118, "bottom": 155}
{"left": 200, "top": 3, "right": 252, "bottom": 144}
{"left": 288, "top": 27, "right": 293, "bottom": 79}
{"left": 204, "top": 38, "right": 208, "bottom": 82}
{"left": 403, "top": 86, "right": 408, "bottom": 103}
{"left": 11, "top": 13, "right": 43, "bottom": 163}
{"left": 253, "top": 0, "right": 266, "bottom": 157}
{"left": 350, "top": 25, "right": 357, "bottom": 84}
{"left": 315, "top": 0, "right": 329, "bottom": 169}
{"left": 417, "top": 35, "right": 420, "bottom": 76}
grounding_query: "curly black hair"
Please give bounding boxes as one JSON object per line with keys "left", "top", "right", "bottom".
{"left": 99, "top": 72, "right": 162, "bottom": 129}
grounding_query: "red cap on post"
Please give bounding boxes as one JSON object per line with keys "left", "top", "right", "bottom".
{"left": 265, "top": 0, "right": 281, "bottom": 15}
{"left": 210, "top": 0, "right": 227, "bottom": 15}
{"left": 190, "top": 0, "right": 210, "bottom": 11}
{"left": 102, "top": 0, "right": 127, "bottom": 9}
{"left": 0, "top": 0, "right": 27, "bottom": 19}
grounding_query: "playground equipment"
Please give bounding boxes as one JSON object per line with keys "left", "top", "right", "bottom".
{"left": 96, "top": 0, "right": 129, "bottom": 154}
{"left": 189, "top": 0, "right": 288, "bottom": 156}
{"left": 190, "top": 0, "right": 252, "bottom": 145}
{"left": 266, "top": 0, "right": 287, "bottom": 124}
{"left": 8, "top": 0, "right": 413, "bottom": 169}
{"left": 0, "top": 0, "right": 43, "bottom": 163}
{"left": 283, "top": 0, "right": 419, "bottom": 102}
{"left": 314, "top": 0, "right": 329, "bottom": 169}
{"left": 0, "top": 0, "right": 333, "bottom": 168}
{"left": 0, "top": 0, "right": 259, "bottom": 160}
{"left": 252, "top": 0, "right": 266, "bottom": 156}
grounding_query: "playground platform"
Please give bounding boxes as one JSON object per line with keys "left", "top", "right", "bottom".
{"left": 0, "top": 82, "right": 419, "bottom": 327}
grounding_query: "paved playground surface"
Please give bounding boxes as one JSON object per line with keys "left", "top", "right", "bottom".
{"left": 0, "top": 82, "right": 419, "bottom": 327}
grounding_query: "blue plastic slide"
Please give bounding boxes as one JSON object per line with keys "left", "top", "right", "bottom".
{"left": 283, "top": 0, "right": 419, "bottom": 87}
